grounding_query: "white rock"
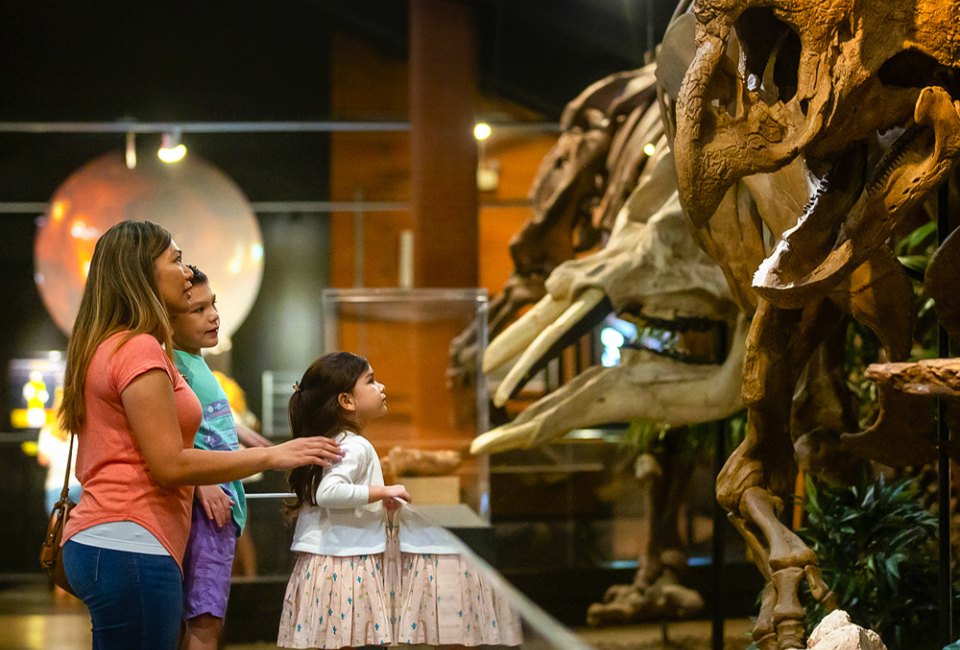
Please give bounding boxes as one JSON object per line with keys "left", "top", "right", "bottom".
{"left": 807, "top": 610, "right": 887, "bottom": 650}
{"left": 808, "top": 610, "right": 853, "bottom": 646}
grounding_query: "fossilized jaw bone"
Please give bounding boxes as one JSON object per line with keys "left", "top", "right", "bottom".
{"left": 483, "top": 151, "right": 737, "bottom": 408}
{"left": 470, "top": 314, "right": 747, "bottom": 455}
{"left": 474, "top": 152, "right": 743, "bottom": 454}
{"left": 754, "top": 88, "right": 960, "bottom": 308}
{"left": 674, "top": 0, "right": 960, "bottom": 231}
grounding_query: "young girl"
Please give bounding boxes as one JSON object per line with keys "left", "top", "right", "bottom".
{"left": 278, "top": 352, "right": 522, "bottom": 649}
{"left": 278, "top": 352, "right": 408, "bottom": 649}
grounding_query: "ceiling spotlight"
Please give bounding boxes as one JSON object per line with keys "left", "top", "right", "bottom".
{"left": 643, "top": 143, "right": 656, "bottom": 157}
{"left": 158, "top": 130, "right": 187, "bottom": 164}
{"left": 125, "top": 131, "right": 137, "bottom": 169}
{"left": 473, "top": 122, "right": 492, "bottom": 142}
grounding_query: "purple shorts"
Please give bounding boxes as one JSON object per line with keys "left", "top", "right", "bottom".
{"left": 182, "top": 503, "right": 238, "bottom": 620}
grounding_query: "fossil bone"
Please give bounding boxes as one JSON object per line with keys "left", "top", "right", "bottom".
{"left": 447, "top": 65, "right": 660, "bottom": 426}
{"left": 672, "top": 0, "right": 960, "bottom": 646}
{"left": 475, "top": 151, "right": 743, "bottom": 453}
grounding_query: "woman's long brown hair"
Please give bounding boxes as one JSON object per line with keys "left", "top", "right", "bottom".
{"left": 60, "top": 220, "right": 175, "bottom": 434}
{"left": 283, "top": 352, "right": 369, "bottom": 521}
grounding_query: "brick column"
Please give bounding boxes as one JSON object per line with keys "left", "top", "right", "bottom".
{"left": 409, "top": 0, "right": 478, "bottom": 287}
{"left": 408, "top": 0, "right": 480, "bottom": 442}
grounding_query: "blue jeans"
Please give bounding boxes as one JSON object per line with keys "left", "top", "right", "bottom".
{"left": 63, "top": 540, "right": 183, "bottom": 650}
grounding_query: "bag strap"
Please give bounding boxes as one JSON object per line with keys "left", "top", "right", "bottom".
{"left": 58, "top": 431, "right": 76, "bottom": 501}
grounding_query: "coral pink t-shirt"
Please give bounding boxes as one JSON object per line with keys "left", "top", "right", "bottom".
{"left": 62, "top": 331, "right": 202, "bottom": 570}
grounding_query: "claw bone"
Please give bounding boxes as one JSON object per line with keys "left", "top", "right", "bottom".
{"left": 804, "top": 565, "right": 837, "bottom": 611}
{"left": 754, "top": 582, "right": 777, "bottom": 644}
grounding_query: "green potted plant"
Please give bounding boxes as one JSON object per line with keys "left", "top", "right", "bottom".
{"left": 797, "top": 471, "right": 940, "bottom": 649}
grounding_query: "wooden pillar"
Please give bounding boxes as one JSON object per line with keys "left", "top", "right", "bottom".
{"left": 409, "top": 0, "right": 478, "bottom": 288}
{"left": 408, "top": 0, "right": 479, "bottom": 442}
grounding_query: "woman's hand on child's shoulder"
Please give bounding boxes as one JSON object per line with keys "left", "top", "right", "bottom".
{"left": 268, "top": 436, "right": 342, "bottom": 471}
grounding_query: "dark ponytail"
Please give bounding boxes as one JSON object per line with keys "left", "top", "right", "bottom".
{"left": 283, "top": 351, "right": 370, "bottom": 521}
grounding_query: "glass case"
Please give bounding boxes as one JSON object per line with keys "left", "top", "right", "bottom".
{"left": 226, "top": 492, "right": 590, "bottom": 649}
{"left": 319, "top": 287, "right": 491, "bottom": 520}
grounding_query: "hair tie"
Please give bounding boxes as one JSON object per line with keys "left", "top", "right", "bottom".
{"left": 292, "top": 382, "right": 302, "bottom": 393}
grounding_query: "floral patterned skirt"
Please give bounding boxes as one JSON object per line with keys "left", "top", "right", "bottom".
{"left": 392, "top": 545, "right": 523, "bottom": 646}
{"left": 278, "top": 530, "right": 523, "bottom": 648}
{"left": 277, "top": 552, "right": 393, "bottom": 649}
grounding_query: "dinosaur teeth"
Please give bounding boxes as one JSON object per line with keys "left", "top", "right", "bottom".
{"left": 866, "top": 123, "right": 925, "bottom": 194}
{"left": 492, "top": 287, "right": 607, "bottom": 407}
{"left": 482, "top": 294, "right": 568, "bottom": 374}
{"left": 628, "top": 317, "right": 729, "bottom": 366}
{"left": 636, "top": 312, "right": 726, "bottom": 333}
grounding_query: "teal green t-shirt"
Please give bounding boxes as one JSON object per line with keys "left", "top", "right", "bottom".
{"left": 173, "top": 349, "right": 247, "bottom": 534}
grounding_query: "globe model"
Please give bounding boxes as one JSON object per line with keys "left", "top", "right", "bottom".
{"left": 34, "top": 150, "right": 264, "bottom": 338}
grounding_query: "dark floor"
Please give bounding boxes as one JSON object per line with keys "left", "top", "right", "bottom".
{"left": 0, "top": 580, "right": 753, "bottom": 649}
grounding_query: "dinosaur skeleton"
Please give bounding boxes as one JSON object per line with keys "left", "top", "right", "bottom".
{"left": 447, "top": 65, "right": 659, "bottom": 426}
{"left": 472, "top": 126, "right": 747, "bottom": 624}
{"left": 474, "top": 148, "right": 744, "bottom": 454}
{"left": 671, "top": 0, "right": 960, "bottom": 646}
{"left": 467, "top": 9, "right": 857, "bottom": 627}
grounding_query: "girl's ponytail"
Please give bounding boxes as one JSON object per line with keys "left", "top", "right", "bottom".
{"left": 283, "top": 352, "right": 369, "bottom": 521}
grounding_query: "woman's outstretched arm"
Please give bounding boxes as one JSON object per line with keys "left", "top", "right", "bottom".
{"left": 123, "top": 369, "right": 340, "bottom": 486}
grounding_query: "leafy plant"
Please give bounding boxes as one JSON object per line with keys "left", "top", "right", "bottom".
{"left": 797, "top": 471, "right": 940, "bottom": 649}
{"left": 621, "top": 410, "right": 747, "bottom": 459}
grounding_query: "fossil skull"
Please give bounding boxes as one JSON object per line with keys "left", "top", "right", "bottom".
{"left": 472, "top": 149, "right": 744, "bottom": 454}
{"left": 447, "top": 66, "right": 659, "bottom": 426}
{"left": 674, "top": 0, "right": 960, "bottom": 308}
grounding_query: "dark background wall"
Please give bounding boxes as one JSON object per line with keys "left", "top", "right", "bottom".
{"left": 0, "top": 2, "right": 337, "bottom": 409}
{"left": 0, "top": 2, "right": 335, "bottom": 572}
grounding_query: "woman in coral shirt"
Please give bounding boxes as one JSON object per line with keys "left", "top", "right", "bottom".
{"left": 58, "top": 220, "right": 341, "bottom": 650}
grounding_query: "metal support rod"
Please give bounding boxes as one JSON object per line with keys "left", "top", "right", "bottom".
{"left": 711, "top": 322, "right": 729, "bottom": 650}
{"left": 0, "top": 198, "right": 534, "bottom": 215}
{"left": 0, "top": 120, "right": 557, "bottom": 134}
{"left": 711, "top": 420, "right": 727, "bottom": 650}
{"left": 938, "top": 181, "right": 954, "bottom": 647}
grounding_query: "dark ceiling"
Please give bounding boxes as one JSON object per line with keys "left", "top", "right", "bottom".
{"left": 0, "top": 0, "right": 676, "bottom": 203}
{"left": 326, "top": 0, "right": 676, "bottom": 115}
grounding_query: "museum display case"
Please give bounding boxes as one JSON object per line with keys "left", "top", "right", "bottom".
{"left": 227, "top": 491, "right": 591, "bottom": 648}
{"left": 317, "top": 287, "right": 491, "bottom": 517}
